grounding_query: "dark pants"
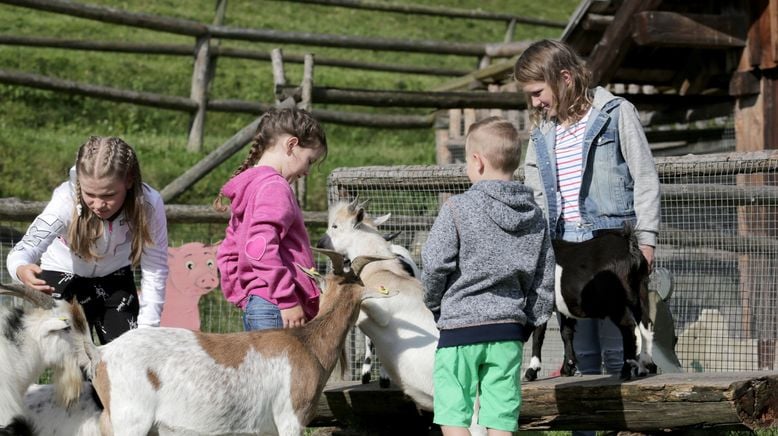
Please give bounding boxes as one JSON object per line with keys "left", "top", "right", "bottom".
{"left": 40, "top": 266, "right": 139, "bottom": 344}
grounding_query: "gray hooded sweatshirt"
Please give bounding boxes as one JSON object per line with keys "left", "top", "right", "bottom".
{"left": 422, "top": 180, "right": 555, "bottom": 346}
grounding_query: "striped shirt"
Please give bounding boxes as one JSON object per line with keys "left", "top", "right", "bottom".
{"left": 555, "top": 108, "right": 592, "bottom": 223}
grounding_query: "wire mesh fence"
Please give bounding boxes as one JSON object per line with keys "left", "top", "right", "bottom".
{"left": 328, "top": 151, "right": 778, "bottom": 379}
{"left": 2, "top": 150, "right": 777, "bottom": 383}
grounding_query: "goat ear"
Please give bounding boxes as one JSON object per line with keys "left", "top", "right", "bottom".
{"left": 40, "top": 317, "right": 71, "bottom": 336}
{"left": 355, "top": 208, "right": 365, "bottom": 225}
{"left": 372, "top": 213, "right": 391, "bottom": 226}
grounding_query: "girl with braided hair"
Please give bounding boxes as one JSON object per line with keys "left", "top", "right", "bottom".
{"left": 215, "top": 107, "right": 328, "bottom": 331}
{"left": 7, "top": 136, "right": 168, "bottom": 344}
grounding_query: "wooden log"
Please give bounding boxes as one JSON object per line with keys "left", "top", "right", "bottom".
{"left": 271, "top": 48, "right": 287, "bottom": 104}
{"left": 0, "top": 68, "right": 198, "bottom": 112}
{"left": 0, "top": 35, "right": 469, "bottom": 77}
{"left": 318, "top": 373, "right": 778, "bottom": 432}
{"left": 187, "top": 34, "right": 212, "bottom": 152}
{"left": 0, "top": 198, "right": 328, "bottom": 226}
{"left": 278, "top": 85, "right": 526, "bottom": 109}
{"left": 0, "top": 0, "right": 518, "bottom": 57}
{"left": 278, "top": 0, "right": 567, "bottom": 28}
{"left": 208, "top": 25, "right": 488, "bottom": 56}
{"left": 0, "top": 0, "right": 208, "bottom": 36}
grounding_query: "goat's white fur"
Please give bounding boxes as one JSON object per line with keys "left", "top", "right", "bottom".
{"left": 92, "top": 263, "right": 395, "bottom": 436}
{"left": 24, "top": 382, "right": 101, "bottom": 436}
{"left": 0, "top": 298, "right": 95, "bottom": 428}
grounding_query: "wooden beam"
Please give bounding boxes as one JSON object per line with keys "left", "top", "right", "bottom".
{"left": 277, "top": 85, "right": 526, "bottom": 109}
{"left": 432, "top": 55, "right": 519, "bottom": 92}
{"left": 586, "top": 0, "right": 663, "bottom": 86}
{"left": 320, "top": 373, "right": 778, "bottom": 432}
{"left": 0, "top": 68, "right": 198, "bottom": 112}
{"left": 632, "top": 11, "right": 747, "bottom": 49}
{"left": 0, "top": 197, "right": 328, "bottom": 226}
{"left": 0, "top": 35, "right": 469, "bottom": 77}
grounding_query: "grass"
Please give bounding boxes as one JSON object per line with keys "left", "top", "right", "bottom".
{"left": 0, "top": 0, "right": 576, "bottom": 211}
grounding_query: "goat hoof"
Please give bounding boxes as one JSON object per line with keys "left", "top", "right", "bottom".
{"left": 361, "top": 373, "right": 372, "bottom": 384}
{"left": 561, "top": 361, "right": 577, "bottom": 377}
{"left": 378, "top": 377, "right": 390, "bottom": 388}
{"left": 523, "top": 368, "right": 538, "bottom": 382}
{"left": 647, "top": 362, "right": 658, "bottom": 374}
{"left": 620, "top": 365, "right": 633, "bottom": 380}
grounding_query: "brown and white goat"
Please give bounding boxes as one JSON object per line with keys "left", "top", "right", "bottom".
{"left": 523, "top": 228, "right": 657, "bottom": 381}
{"left": 91, "top": 253, "right": 395, "bottom": 436}
{"left": 0, "top": 284, "right": 96, "bottom": 433}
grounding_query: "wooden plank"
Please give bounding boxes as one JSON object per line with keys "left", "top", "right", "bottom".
{"left": 632, "top": 11, "right": 747, "bottom": 48}
{"left": 586, "top": 0, "right": 663, "bottom": 86}
{"left": 186, "top": 35, "right": 212, "bottom": 152}
{"left": 319, "top": 373, "right": 778, "bottom": 432}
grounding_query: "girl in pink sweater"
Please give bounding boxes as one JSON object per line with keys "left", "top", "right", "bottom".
{"left": 215, "top": 108, "right": 328, "bottom": 331}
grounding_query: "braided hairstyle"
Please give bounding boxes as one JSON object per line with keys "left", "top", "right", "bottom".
{"left": 513, "top": 39, "right": 592, "bottom": 127}
{"left": 69, "top": 136, "right": 152, "bottom": 266}
{"left": 213, "top": 107, "right": 328, "bottom": 211}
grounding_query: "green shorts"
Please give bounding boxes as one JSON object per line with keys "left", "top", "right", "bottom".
{"left": 433, "top": 341, "right": 523, "bottom": 432}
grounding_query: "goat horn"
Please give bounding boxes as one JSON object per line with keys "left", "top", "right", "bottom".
{"left": 0, "top": 283, "right": 55, "bottom": 309}
{"left": 347, "top": 196, "right": 360, "bottom": 213}
{"left": 350, "top": 256, "right": 393, "bottom": 276}
{"left": 311, "top": 247, "right": 346, "bottom": 275}
{"left": 356, "top": 199, "right": 370, "bottom": 211}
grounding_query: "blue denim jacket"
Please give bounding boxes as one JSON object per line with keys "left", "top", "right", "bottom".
{"left": 523, "top": 87, "right": 660, "bottom": 246}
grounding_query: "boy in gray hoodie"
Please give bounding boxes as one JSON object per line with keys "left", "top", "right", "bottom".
{"left": 422, "top": 116, "right": 555, "bottom": 435}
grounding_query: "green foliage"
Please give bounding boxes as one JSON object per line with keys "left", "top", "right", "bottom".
{"left": 0, "top": 0, "right": 575, "bottom": 207}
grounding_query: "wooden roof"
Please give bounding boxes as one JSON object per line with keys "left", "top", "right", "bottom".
{"left": 561, "top": 0, "right": 776, "bottom": 117}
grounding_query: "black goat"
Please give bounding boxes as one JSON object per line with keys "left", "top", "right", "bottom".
{"left": 523, "top": 227, "right": 657, "bottom": 381}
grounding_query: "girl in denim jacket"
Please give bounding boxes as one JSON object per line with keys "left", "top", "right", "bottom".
{"left": 513, "top": 39, "right": 660, "bottom": 380}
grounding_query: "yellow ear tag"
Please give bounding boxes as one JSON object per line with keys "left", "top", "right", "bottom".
{"left": 378, "top": 285, "right": 389, "bottom": 295}
{"left": 307, "top": 267, "right": 321, "bottom": 278}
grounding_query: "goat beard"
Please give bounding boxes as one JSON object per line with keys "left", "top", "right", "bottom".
{"left": 53, "top": 353, "right": 83, "bottom": 409}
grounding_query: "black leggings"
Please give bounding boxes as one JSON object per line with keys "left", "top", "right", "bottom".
{"left": 40, "top": 266, "right": 139, "bottom": 344}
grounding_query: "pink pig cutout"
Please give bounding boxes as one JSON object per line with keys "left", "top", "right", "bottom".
{"left": 160, "top": 242, "right": 220, "bottom": 331}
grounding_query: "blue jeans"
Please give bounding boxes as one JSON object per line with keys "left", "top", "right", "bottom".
{"left": 557, "top": 221, "right": 624, "bottom": 376}
{"left": 243, "top": 295, "right": 283, "bottom": 331}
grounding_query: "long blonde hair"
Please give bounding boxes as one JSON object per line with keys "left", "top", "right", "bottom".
{"left": 69, "top": 136, "right": 152, "bottom": 266}
{"left": 513, "top": 39, "right": 592, "bottom": 126}
{"left": 213, "top": 108, "right": 328, "bottom": 212}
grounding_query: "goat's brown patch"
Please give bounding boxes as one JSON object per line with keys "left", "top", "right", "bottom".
{"left": 147, "top": 369, "right": 161, "bottom": 390}
{"left": 195, "top": 331, "right": 290, "bottom": 369}
{"left": 93, "top": 361, "right": 111, "bottom": 414}
{"left": 68, "top": 301, "right": 89, "bottom": 334}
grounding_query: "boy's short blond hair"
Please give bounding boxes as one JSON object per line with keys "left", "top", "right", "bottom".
{"left": 465, "top": 116, "right": 521, "bottom": 173}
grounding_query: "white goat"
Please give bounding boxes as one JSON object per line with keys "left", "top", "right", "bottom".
{"left": 317, "top": 199, "right": 437, "bottom": 410}
{"left": 359, "top": 211, "right": 421, "bottom": 387}
{"left": 24, "top": 382, "right": 101, "bottom": 436}
{"left": 0, "top": 284, "right": 96, "bottom": 433}
{"left": 92, "top": 252, "right": 395, "bottom": 436}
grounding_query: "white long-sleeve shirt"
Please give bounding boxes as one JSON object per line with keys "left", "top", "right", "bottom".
{"left": 7, "top": 174, "right": 169, "bottom": 327}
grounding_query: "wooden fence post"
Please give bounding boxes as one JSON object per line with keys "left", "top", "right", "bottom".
{"left": 186, "top": 0, "right": 227, "bottom": 152}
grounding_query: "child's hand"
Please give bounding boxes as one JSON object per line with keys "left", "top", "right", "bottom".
{"left": 281, "top": 305, "right": 306, "bottom": 328}
{"left": 16, "top": 264, "right": 55, "bottom": 293}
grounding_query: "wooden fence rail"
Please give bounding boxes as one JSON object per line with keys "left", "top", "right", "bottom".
{"left": 276, "top": 0, "right": 568, "bottom": 28}
{"left": 0, "top": 0, "right": 531, "bottom": 57}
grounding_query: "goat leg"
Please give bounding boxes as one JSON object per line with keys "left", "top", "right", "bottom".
{"left": 559, "top": 315, "right": 578, "bottom": 376}
{"left": 523, "top": 323, "right": 548, "bottom": 382}
{"left": 616, "top": 320, "right": 639, "bottom": 380}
